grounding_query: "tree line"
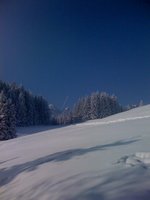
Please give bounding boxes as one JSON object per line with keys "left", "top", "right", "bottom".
{"left": 56, "top": 92, "right": 123, "bottom": 125}
{"left": 0, "top": 80, "right": 143, "bottom": 140}
{"left": 0, "top": 81, "right": 50, "bottom": 140}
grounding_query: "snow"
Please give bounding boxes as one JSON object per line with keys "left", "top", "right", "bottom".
{"left": 117, "top": 152, "right": 150, "bottom": 168}
{"left": 76, "top": 115, "right": 150, "bottom": 126}
{"left": 1, "top": 105, "right": 150, "bottom": 199}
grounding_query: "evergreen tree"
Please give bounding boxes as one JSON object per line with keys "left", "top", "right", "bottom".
{"left": 139, "top": 100, "right": 144, "bottom": 107}
{"left": 0, "top": 91, "right": 16, "bottom": 140}
{"left": 90, "top": 92, "right": 100, "bottom": 119}
{"left": 72, "top": 98, "right": 85, "bottom": 123}
{"left": 82, "top": 96, "right": 91, "bottom": 121}
{"left": 70, "top": 91, "right": 123, "bottom": 124}
{"left": 18, "top": 90, "right": 27, "bottom": 126}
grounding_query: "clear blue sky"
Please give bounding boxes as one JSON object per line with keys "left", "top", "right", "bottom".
{"left": 0, "top": 0, "right": 150, "bottom": 107}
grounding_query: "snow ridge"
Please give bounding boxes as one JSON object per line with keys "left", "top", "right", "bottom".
{"left": 76, "top": 115, "right": 150, "bottom": 126}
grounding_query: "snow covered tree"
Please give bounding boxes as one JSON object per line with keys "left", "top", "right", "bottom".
{"left": 139, "top": 100, "right": 144, "bottom": 107}
{"left": 70, "top": 91, "right": 123, "bottom": 124}
{"left": 90, "top": 92, "right": 100, "bottom": 119}
{"left": 18, "top": 90, "right": 27, "bottom": 126}
{"left": 82, "top": 96, "right": 91, "bottom": 121}
{"left": 72, "top": 98, "right": 85, "bottom": 123}
{"left": 0, "top": 91, "right": 16, "bottom": 140}
{"left": 56, "top": 108, "right": 73, "bottom": 125}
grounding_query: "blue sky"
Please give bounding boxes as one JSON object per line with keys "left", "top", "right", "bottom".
{"left": 0, "top": 0, "right": 150, "bottom": 107}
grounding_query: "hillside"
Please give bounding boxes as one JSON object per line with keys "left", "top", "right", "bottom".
{"left": 1, "top": 105, "right": 150, "bottom": 200}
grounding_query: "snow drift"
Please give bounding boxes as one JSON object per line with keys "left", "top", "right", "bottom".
{"left": 1, "top": 105, "right": 150, "bottom": 200}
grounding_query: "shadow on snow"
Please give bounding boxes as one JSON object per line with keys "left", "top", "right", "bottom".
{"left": 0, "top": 138, "right": 140, "bottom": 187}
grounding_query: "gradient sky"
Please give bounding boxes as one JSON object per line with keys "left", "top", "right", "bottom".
{"left": 0, "top": 0, "right": 150, "bottom": 108}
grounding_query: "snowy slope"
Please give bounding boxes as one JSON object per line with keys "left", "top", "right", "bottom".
{"left": 1, "top": 105, "right": 150, "bottom": 200}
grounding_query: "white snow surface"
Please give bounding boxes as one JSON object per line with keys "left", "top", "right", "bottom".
{"left": 1, "top": 105, "right": 150, "bottom": 200}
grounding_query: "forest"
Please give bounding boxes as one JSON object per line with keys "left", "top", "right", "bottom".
{"left": 0, "top": 80, "right": 141, "bottom": 140}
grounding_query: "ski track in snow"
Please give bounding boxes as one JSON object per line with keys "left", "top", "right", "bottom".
{"left": 76, "top": 115, "right": 150, "bottom": 126}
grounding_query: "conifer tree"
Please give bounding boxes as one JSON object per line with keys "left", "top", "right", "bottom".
{"left": 0, "top": 91, "right": 16, "bottom": 140}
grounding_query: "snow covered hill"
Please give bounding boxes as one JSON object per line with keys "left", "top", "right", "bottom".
{"left": 1, "top": 105, "right": 150, "bottom": 200}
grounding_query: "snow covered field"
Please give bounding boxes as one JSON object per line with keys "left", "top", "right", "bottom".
{"left": 1, "top": 105, "right": 150, "bottom": 200}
